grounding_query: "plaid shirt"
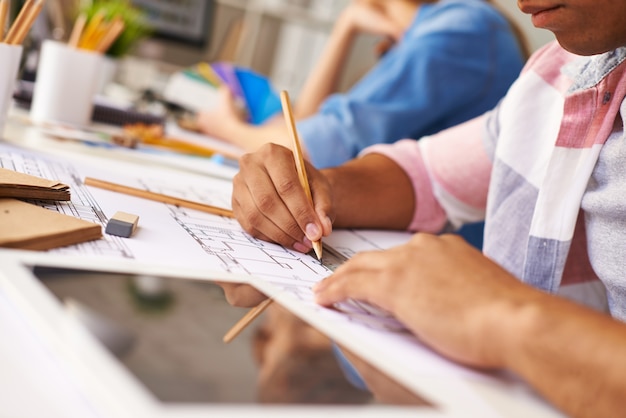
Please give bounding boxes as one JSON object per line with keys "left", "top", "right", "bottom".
{"left": 365, "top": 41, "right": 626, "bottom": 318}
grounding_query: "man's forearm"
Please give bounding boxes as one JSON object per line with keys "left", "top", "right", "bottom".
{"left": 323, "top": 153, "right": 415, "bottom": 229}
{"left": 498, "top": 291, "right": 626, "bottom": 417}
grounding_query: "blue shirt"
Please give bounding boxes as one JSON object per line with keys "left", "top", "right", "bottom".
{"left": 298, "top": 0, "right": 525, "bottom": 169}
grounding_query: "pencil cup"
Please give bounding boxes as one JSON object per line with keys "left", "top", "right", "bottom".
{"left": 30, "top": 40, "right": 103, "bottom": 127}
{"left": 0, "top": 44, "right": 23, "bottom": 135}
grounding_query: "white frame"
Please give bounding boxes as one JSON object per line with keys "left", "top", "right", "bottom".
{"left": 0, "top": 249, "right": 563, "bottom": 418}
{"left": 0, "top": 250, "right": 449, "bottom": 418}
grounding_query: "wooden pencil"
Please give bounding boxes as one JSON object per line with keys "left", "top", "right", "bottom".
{"left": 83, "top": 177, "right": 234, "bottom": 218}
{"left": 95, "top": 17, "right": 124, "bottom": 53}
{"left": 3, "top": 0, "right": 34, "bottom": 44}
{"left": 11, "top": 0, "right": 43, "bottom": 45}
{"left": 222, "top": 298, "right": 273, "bottom": 343}
{"left": 0, "top": 0, "right": 9, "bottom": 42}
{"left": 222, "top": 89, "right": 324, "bottom": 345}
{"left": 280, "top": 90, "right": 323, "bottom": 261}
{"left": 68, "top": 13, "right": 87, "bottom": 48}
{"left": 78, "top": 10, "right": 105, "bottom": 50}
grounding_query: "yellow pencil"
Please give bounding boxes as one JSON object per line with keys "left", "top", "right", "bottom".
{"left": 78, "top": 10, "right": 105, "bottom": 50}
{"left": 95, "top": 16, "right": 124, "bottom": 53}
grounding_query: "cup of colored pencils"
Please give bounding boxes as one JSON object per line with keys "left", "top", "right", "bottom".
{"left": 29, "top": 5, "right": 131, "bottom": 127}
{"left": 0, "top": 0, "right": 43, "bottom": 133}
{"left": 29, "top": 37, "right": 104, "bottom": 127}
{"left": 0, "top": 41, "right": 21, "bottom": 134}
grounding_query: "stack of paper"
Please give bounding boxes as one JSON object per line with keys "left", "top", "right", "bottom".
{"left": 0, "top": 168, "right": 70, "bottom": 201}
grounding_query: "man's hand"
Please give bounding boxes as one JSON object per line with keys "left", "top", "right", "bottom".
{"left": 314, "top": 233, "right": 532, "bottom": 369}
{"left": 232, "top": 143, "right": 334, "bottom": 253}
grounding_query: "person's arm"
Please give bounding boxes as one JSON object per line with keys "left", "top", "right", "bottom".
{"left": 501, "top": 289, "right": 626, "bottom": 417}
{"left": 322, "top": 152, "right": 415, "bottom": 229}
{"left": 313, "top": 233, "right": 626, "bottom": 417}
{"left": 196, "top": 2, "right": 406, "bottom": 152}
{"left": 294, "top": 1, "right": 403, "bottom": 119}
{"left": 232, "top": 144, "right": 415, "bottom": 254}
{"left": 195, "top": 87, "right": 293, "bottom": 151}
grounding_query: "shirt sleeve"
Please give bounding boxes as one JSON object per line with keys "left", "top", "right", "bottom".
{"left": 298, "top": 25, "right": 505, "bottom": 169}
{"left": 361, "top": 114, "right": 493, "bottom": 232}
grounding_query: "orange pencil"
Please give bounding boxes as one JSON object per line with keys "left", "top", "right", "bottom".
{"left": 95, "top": 17, "right": 124, "bottom": 53}
{"left": 78, "top": 10, "right": 105, "bottom": 50}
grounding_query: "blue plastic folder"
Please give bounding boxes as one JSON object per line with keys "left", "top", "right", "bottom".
{"left": 232, "top": 66, "right": 282, "bottom": 125}
{"left": 185, "top": 61, "right": 282, "bottom": 125}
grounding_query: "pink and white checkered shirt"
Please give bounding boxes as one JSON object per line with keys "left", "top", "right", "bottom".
{"left": 364, "top": 41, "right": 626, "bottom": 318}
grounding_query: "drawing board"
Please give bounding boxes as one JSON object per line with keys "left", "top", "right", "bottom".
{"left": 0, "top": 255, "right": 441, "bottom": 418}
{"left": 0, "top": 141, "right": 562, "bottom": 417}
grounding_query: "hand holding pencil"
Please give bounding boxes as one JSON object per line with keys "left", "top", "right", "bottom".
{"left": 223, "top": 90, "right": 328, "bottom": 343}
{"left": 279, "top": 90, "right": 324, "bottom": 260}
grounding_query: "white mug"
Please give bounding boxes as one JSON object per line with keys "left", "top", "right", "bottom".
{"left": 0, "top": 43, "right": 23, "bottom": 135}
{"left": 31, "top": 40, "right": 103, "bottom": 127}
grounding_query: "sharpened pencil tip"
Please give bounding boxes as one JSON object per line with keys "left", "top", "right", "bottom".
{"left": 313, "top": 241, "right": 323, "bottom": 261}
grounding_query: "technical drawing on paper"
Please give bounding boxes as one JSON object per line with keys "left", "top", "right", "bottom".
{"left": 0, "top": 148, "right": 134, "bottom": 258}
{"left": 0, "top": 145, "right": 407, "bottom": 332}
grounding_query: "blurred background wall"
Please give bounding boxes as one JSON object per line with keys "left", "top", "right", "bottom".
{"left": 16, "top": 0, "right": 556, "bottom": 98}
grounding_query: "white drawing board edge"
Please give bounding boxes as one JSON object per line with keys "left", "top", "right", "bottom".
{"left": 0, "top": 249, "right": 564, "bottom": 418}
{"left": 0, "top": 124, "right": 561, "bottom": 417}
{"left": 0, "top": 251, "right": 446, "bottom": 418}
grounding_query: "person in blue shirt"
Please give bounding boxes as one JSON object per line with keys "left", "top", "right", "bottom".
{"left": 200, "top": 0, "right": 527, "bottom": 251}
{"left": 196, "top": 0, "right": 527, "bottom": 169}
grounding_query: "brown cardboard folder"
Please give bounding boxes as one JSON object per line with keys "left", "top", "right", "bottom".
{"left": 0, "top": 198, "right": 102, "bottom": 250}
{"left": 0, "top": 168, "right": 70, "bottom": 201}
